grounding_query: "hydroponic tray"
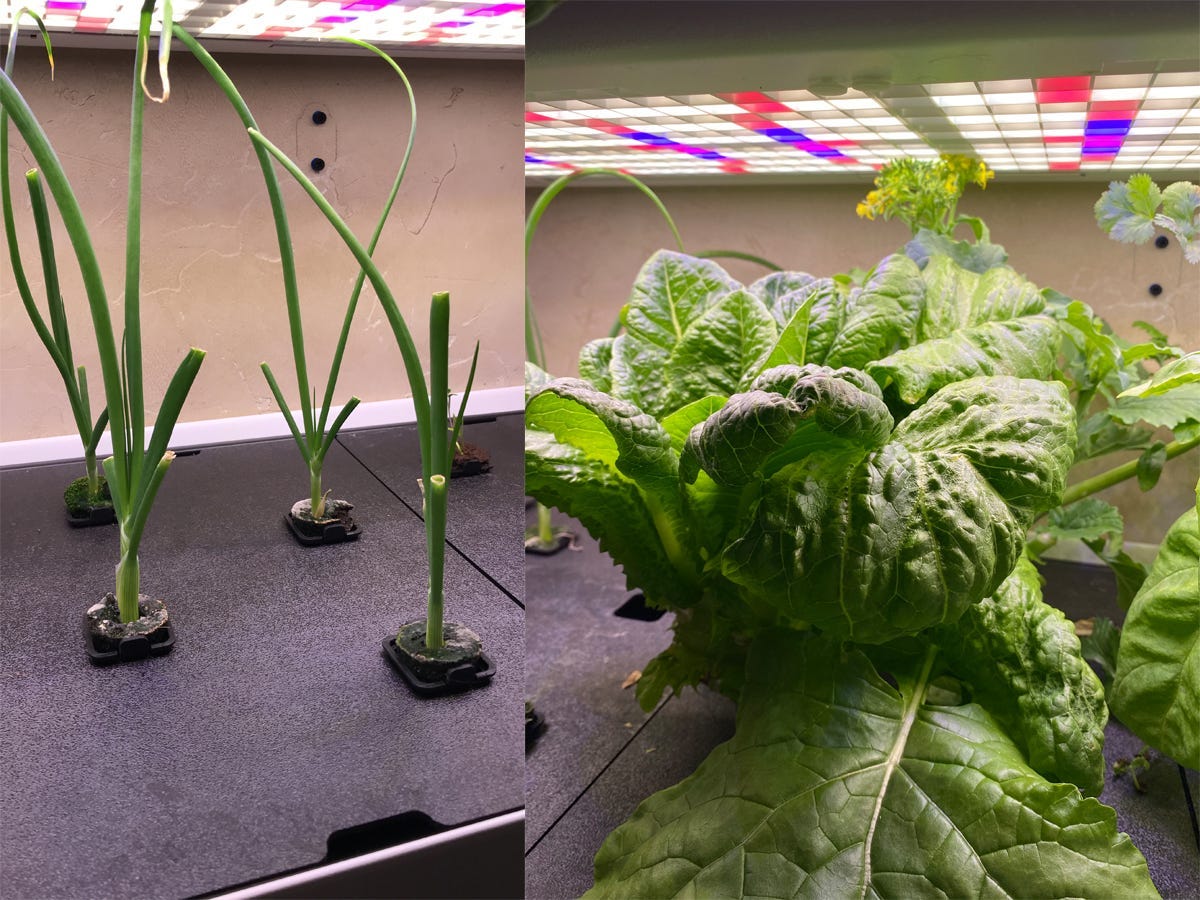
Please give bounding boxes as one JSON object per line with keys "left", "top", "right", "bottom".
{"left": 523, "top": 512, "right": 1200, "bottom": 900}
{"left": 0, "top": 431, "right": 523, "bottom": 900}
{"left": 339, "top": 413, "right": 525, "bottom": 601}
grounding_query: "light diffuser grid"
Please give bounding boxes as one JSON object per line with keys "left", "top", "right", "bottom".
{"left": 1, "top": 1, "right": 523, "bottom": 48}
{"left": 526, "top": 74, "right": 1200, "bottom": 179}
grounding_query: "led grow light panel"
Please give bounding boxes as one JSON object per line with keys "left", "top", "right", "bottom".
{"left": 1, "top": 1, "right": 524, "bottom": 48}
{"left": 525, "top": 73, "right": 1200, "bottom": 179}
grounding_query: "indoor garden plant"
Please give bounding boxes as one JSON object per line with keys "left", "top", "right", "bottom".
{"left": 170, "top": 30, "right": 420, "bottom": 547}
{"left": 2, "top": 11, "right": 113, "bottom": 527}
{"left": 174, "top": 32, "right": 490, "bottom": 693}
{"left": 524, "top": 159, "right": 1198, "bottom": 896}
{"left": 1, "top": 1, "right": 205, "bottom": 663}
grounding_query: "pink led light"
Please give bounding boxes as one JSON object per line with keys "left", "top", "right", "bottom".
{"left": 1036, "top": 76, "right": 1091, "bottom": 104}
{"left": 1048, "top": 161, "right": 1081, "bottom": 170}
{"left": 76, "top": 16, "right": 112, "bottom": 31}
{"left": 319, "top": 15, "right": 357, "bottom": 23}
{"left": 719, "top": 92, "right": 791, "bottom": 114}
{"left": 1043, "top": 135, "right": 1084, "bottom": 143}
{"left": 258, "top": 25, "right": 299, "bottom": 39}
{"left": 525, "top": 111, "right": 555, "bottom": 123}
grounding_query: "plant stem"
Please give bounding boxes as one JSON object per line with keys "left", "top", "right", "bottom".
{"left": 538, "top": 502, "right": 553, "bottom": 545}
{"left": 425, "top": 474, "right": 447, "bottom": 649}
{"left": 115, "top": 544, "right": 140, "bottom": 624}
{"left": 85, "top": 449, "right": 100, "bottom": 500}
{"left": 310, "top": 464, "right": 323, "bottom": 519}
{"left": 1061, "top": 435, "right": 1200, "bottom": 507}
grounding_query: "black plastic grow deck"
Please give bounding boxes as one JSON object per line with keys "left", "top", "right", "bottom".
{"left": 0, "top": 415, "right": 524, "bottom": 900}
{"left": 524, "top": 510, "right": 1200, "bottom": 900}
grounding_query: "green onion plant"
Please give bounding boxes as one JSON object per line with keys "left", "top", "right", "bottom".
{"left": 2, "top": 11, "right": 111, "bottom": 515}
{"left": 1, "top": 2, "right": 205, "bottom": 624}
{"left": 177, "top": 32, "right": 478, "bottom": 650}
{"left": 172, "top": 29, "right": 417, "bottom": 523}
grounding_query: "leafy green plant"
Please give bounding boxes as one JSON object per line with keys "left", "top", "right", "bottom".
{"left": 1095, "top": 174, "right": 1199, "bottom": 262}
{"left": 1, "top": 13, "right": 112, "bottom": 518}
{"left": 1109, "top": 484, "right": 1198, "bottom": 771}
{"left": 2, "top": 2, "right": 205, "bottom": 625}
{"left": 526, "top": 246, "right": 1169, "bottom": 895}
{"left": 170, "top": 29, "right": 416, "bottom": 525}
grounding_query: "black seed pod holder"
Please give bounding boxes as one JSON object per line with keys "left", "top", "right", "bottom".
{"left": 285, "top": 512, "right": 362, "bottom": 546}
{"left": 383, "top": 621, "right": 495, "bottom": 697}
{"left": 66, "top": 505, "right": 117, "bottom": 528}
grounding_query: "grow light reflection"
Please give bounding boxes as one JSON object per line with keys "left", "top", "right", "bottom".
{"left": 0, "top": 0, "right": 524, "bottom": 48}
{"left": 526, "top": 72, "right": 1200, "bottom": 179}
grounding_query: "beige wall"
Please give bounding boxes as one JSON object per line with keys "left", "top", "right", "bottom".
{"left": 2, "top": 48, "right": 524, "bottom": 442}
{"left": 527, "top": 182, "right": 1200, "bottom": 544}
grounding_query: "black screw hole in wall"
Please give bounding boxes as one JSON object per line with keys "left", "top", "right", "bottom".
{"left": 310, "top": 157, "right": 326, "bottom": 173}
{"left": 1155, "top": 235, "right": 1170, "bottom": 249}
{"left": 1149, "top": 283, "right": 1164, "bottom": 297}
{"left": 614, "top": 591, "right": 666, "bottom": 622}
{"left": 312, "top": 110, "right": 327, "bottom": 125}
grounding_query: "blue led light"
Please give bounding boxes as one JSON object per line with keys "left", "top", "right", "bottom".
{"left": 1084, "top": 120, "right": 1132, "bottom": 136}
{"left": 757, "top": 127, "right": 808, "bottom": 143}
{"left": 627, "top": 132, "right": 678, "bottom": 147}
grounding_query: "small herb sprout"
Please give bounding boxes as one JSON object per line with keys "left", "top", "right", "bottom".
{"left": 1, "top": 1, "right": 205, "bottom": 625}
{"left": 1095, "top": 173, "right": 1200, "bottom": 262}
{"left": 1113, "top": 747, "right": 1155, "bottom": 793}
{"left": 172, "top": 30, "right": 417, "bottom": 525}
{"left": 190, "top": 38, "right": 478, "bottom": 651}
{"left": 2, "top": 12, "right": 111, "bottom": 517}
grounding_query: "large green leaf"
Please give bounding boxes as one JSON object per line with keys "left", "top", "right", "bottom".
{"left": 578, "top": 337, "right": 614, "bottom": 392}
{"left": 668, "top": 289, "right": 778, "bottom": 403}
{"left": 587, "top": 633, "right": 1156, "bottom": 900}
{"left": 524, "top": 428, "right": 691, "bottom": 610}
{"left": 905, "top": 227, "right": 1009, "bottom": 273}
{"left": 1110, "top": 503, "right": 1200, "bottom": 770}
{"left": 1045, "top": 498, "right": 1124, "bottom": 543}
{"left": 868, "top": 263, "right": 1058, "bottom": 405}
{"left": 680, "top": 365, "right": 892, "bottom": 487}
{"left": 526, "top": 379, "right": 699, "bottom": 599}
{"left": 746, "top": 270, "right": 818, "bottom": 323}
{"left": 721, "top": 376, "right": 1076, "bottom": 643}
{"left": 808, "top": 254, "right": 924, "bottom": 370}
{"left": 935, "top": 555, "right": 1108, "bottom": 795}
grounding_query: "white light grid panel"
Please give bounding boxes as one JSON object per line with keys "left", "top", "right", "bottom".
{"left": 525, "top": 73, "right": 1200, "bottom": 179}
{"left": 1, "top": 1, "right": 523, "bottom": 48}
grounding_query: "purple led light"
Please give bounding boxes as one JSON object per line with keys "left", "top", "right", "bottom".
{"left": 434, "top": 20, "right": 473, "bottom": 27}
{"left": 526, "top": 154, "right": 547, "bottom": 163}
{"left": 342, "top": 0, "right": 397, "bottom": 11}
{"left": 319, "top": 14, "right": 357, "bottom": 22}
{"left": 467, "top": 2, "right": 523, "bottom": 15}
{"left": 46, "top": 1, "right": 87, "bottom": 10}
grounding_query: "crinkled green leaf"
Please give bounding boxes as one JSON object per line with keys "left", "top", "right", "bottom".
{"left": 1095, "top": 174, "right": 1162, "bottom": 244}
{"left": 1074, "top": 411, "right": 1153, "bottom": 462}
{"left": 587, "top": 632, "right": 1156, "bottom": 900}
{"left": 1154, "top": 181, "right": 1200, "bottom": 262}
{"left": 526, "top": 379, "right": 699, "bottom": 599}
{"left": 1111, "top": 504, "right": 1200, "bottom": 770}
{"left": 812, "top": 253, "right": 924, "bottom": 370}
{"left": 669, "top": 289, "right": 778, "bottom": 403}
{"left": 623, "top": 250, "right": 740, "bottom": 352}
{"left": 722, "top": 376, "right": 1076, "bottom": 643}
{"left": 1046, "top": 498, "right": 1124, "bottom": 543}
{"left": 934, "top": 555, "right": 1108, "bottom": 795}
{"left": 905, "top": 226, "right": 1009, "bottom": 273}
{"left": 868, "top": 263, "right": 1058, "bottom": 405}
{"left": 578, "top": 337, "right": 614, "bottom": 392}
{"left": 746, "top": 271, "right": 818, "bottom": 324}
{"left": 681, "top": 365, "right": 892, "bottom": 487}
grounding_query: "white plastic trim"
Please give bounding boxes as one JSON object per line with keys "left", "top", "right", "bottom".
{"left": 0, "top": 384, "right": 524, "bottom": 468}
{"left": 209, "top": 809, "right": 525, "bottom": 900}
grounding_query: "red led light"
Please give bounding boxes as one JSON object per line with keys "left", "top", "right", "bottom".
{"left": 1048, "top": 160, "right": 1081, "bottom": 170}
{"left": 720, "top": 92, "right": 792, "bottom": 114}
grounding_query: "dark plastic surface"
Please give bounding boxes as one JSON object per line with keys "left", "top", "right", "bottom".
{"left": 84, "top": 617, "right": 175, "bottom": 664}
{"left": 1, "top": 432, "right": 523, "bottom": 900}
{"left": 338, "top": 414, "right": 524, "bottom": 600}
{"left": 382, "top": 636, "right": 496, "bottom": 696}
{"left": 66, "top": 504, "right": 117, "bottom": 528}
{"left": 284, "top": 510, "right": 362, "bottom": 546}
{"left": 524, "top": 516, "right": 1200, "bottom": 898}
